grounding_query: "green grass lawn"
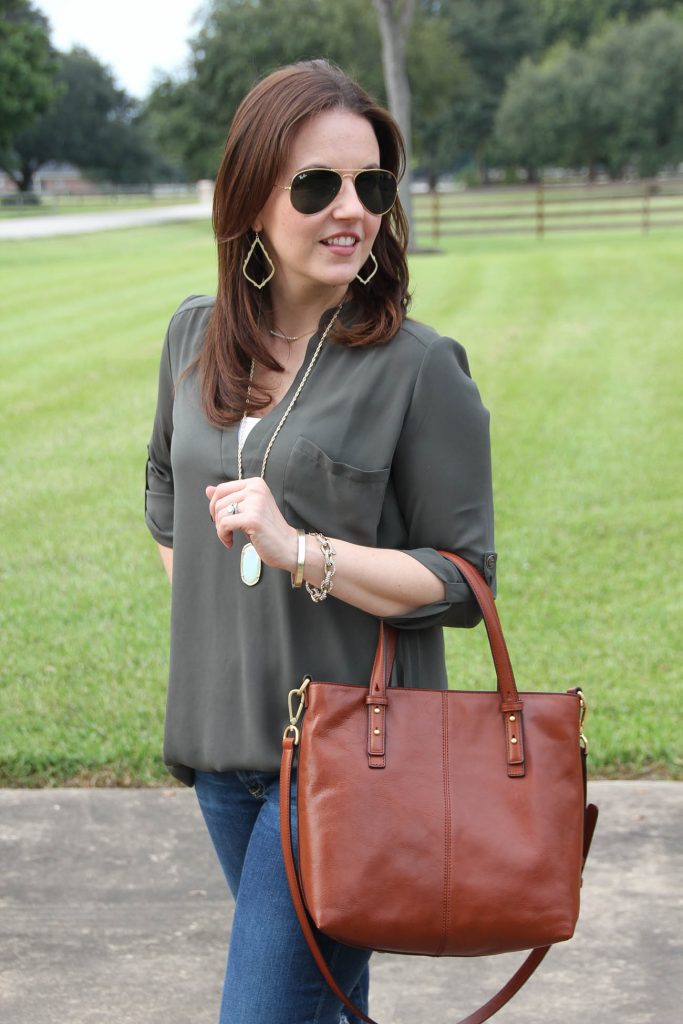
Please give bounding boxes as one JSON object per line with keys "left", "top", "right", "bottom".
{"left": 1, "top": 223, "right": 681, "bottom": 785}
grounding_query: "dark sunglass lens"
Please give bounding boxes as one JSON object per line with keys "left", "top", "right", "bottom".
{"left": 290, "top": 170, "right": 341, "bottom": 214}
{"left": 356, "top": 170, "right": 397, "bottom": 215}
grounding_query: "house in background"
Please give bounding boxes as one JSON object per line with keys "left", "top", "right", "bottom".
{"left": 0, "top": 163, "right": 97, "bottom": 195}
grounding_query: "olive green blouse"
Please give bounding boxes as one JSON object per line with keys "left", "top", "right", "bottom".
{"left": 145, "top": 296, "right": 496, "bottom": 785}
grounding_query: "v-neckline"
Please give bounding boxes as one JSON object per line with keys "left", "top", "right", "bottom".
{"left": 236, "top": 325, "right": 325, "bottom": 478}
{"left": 244, "top": 328, "right": 322, "bottom": 435}
{"left": 237, "top": 299, "right": 350, "bottom": 462}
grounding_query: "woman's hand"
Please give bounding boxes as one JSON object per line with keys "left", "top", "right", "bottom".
{"left": 206, "top": 478, "right": 297, "bottom": 572}
{"left": 206, "top": 479, "right": 446, "bottom": 618}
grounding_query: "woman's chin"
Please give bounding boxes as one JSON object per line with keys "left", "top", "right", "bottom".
{"left": 315, "top": 266, "right": 362, "bottom": 291}
{"left": 282, "top": 263, "right": 362, "bottom": 299}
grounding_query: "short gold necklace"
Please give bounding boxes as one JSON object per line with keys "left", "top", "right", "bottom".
{"left": 269, "top": 324, "right": 317, "bottom": 342}
{"left": 237, "top": 302, "right": 343, "bottom": 586}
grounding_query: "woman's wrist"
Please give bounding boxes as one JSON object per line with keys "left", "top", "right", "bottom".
{"left": 284, "top": 528, "right": 326, "bottom": 588}
{"left": 282, "top": 528, "right": 337, "bottom": 593}
{"left": 282, "top": 532, "right": 324, "bottom": 582}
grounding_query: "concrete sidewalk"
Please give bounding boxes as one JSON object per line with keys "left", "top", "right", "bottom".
{"left": 0, "top": 203, "right": 212, "bottom": 240}
{"left": 1, "top": 782, "right": 681, "bottom": 1024}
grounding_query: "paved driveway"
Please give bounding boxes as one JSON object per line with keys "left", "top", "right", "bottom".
{"left": 0, "top": 203, "right": 212, "bottom": 240}
{"left": 1, "top": 781, "right": 681, "bottom": 1023}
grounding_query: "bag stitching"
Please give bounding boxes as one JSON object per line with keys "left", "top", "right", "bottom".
{"left": 438, "top": 691, "right": 451, "bottom": 956}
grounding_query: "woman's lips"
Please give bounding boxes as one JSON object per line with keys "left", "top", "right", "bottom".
{"left": 321, "top": 234, "right": 360, "bottom": 255}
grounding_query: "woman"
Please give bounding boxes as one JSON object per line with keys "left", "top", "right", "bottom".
{"left": 145, "top": 59, "right": 496, "bottom": 1024}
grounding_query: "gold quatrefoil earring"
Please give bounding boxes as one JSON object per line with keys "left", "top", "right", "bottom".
{"left": 242, "top": 231, "right": 275, "bottom": 289}
{"left": 355, "top": 250, "right": 378, "bottom": 286}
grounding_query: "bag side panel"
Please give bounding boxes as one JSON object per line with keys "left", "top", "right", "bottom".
{"left": 445, "top": 690, "right": 584, "bottom": 954}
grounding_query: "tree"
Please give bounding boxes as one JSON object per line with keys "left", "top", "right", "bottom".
{"left": 493, "top": 57, "right": 562, "bottom": 179}
{"left": 146, "top": 0, "right": 547, "bottom": 196}
{"left": 494, "top": 11, "right": 683, "bottom": 179}
{"left": 0, "top": 0, "right": 58, "bottom": 152}
{"left": 440, "top": 0, "right": 543, "bottom": 182}
{"left": 530, "top": 0, "right": 683, "bottom": 47}
{"left": 408, "top": 8, "right": 468, "bottom": 187}
{"left": 372, "top": 0, "right": 416, "bottom": 235}
{"left": 494, "top": 47, "right": 603, "bottom": 179}
{"left": 587, "top": 12, "right": 683, "bottom": 177}
{"left": 4, "top": 47, "right": 167, "bottom": 191}
{"left": 146, "top": 0, "right": 385, "bottom": 182}
{"left": 142, "top": 74, "right": 203, "bottom": 179}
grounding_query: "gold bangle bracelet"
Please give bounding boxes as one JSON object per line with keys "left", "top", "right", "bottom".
{"left": 291, "top": 529, "right": 306, "bottom": 588}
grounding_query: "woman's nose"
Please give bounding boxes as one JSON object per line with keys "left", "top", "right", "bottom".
{"left": 331, "top": 175, "right": 365, "bottom": 218}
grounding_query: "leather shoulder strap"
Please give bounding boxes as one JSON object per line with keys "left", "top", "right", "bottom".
{"left": 280, "top": 737, "right": 598, "bottom": 1024}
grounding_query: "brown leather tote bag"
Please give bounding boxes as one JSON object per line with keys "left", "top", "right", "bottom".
{"left": 280, "top": 552, "right": 598, "bottom": 1024}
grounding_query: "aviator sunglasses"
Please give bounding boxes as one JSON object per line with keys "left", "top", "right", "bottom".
{"left": 279, "top": 167, "right": 398, "bottom": 216}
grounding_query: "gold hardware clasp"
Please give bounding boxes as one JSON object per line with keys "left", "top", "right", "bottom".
{"left": 283, "top": 724, "right": 300, "bottom": 745}
{"left": 577, "top": 690, "right": 588, "bottom": 727}
{"left": 577, "top": 689, "right": 589, "bottom": 752}
{"left": 284, "top": 676, "right": 311, "bottom": 746}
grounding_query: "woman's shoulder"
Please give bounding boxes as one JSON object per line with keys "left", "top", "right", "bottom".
{"left": 163, "top": 294, "right": 215, "bottom": 376}
{"left": 168, "top": 293, "right": 215, "bottom": 331}
{"left": 389, "top": 317, "right": 472, "bottom": 379}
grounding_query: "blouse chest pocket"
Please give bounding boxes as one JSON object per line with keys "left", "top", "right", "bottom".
{"left": 283, "top": 435, "right": 390, "bottom": 546}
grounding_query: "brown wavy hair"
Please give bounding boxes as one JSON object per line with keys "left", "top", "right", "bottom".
{"left": 198, "top": 59, "right": 411, "bottom": 427}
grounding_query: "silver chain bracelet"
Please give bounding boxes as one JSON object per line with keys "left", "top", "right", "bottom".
{"left": 305, "top": 533, "right": 336, "bottom": 602}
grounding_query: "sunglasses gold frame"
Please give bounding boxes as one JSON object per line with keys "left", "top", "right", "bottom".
{"left": 278, "top": 167, "right": 398, "bottom": 216}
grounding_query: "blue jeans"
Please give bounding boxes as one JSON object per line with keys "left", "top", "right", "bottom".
{"left": 195, "top": 768, "right": 371, "bottom": 1024}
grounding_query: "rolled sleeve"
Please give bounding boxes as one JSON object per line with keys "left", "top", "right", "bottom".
{"left": 145, "top": 330, "right": 175, "bottom": 547}
{"left": 385, "top": 335, "right": 496, "bottom": 630}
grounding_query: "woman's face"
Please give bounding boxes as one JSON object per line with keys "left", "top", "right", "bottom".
{"left": 254, "top": 110, "right": 383, "bottom": 303}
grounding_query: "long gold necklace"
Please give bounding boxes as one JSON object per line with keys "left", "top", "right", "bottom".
{"left": 237, "top": 302, "right": 343, "bottom": 586}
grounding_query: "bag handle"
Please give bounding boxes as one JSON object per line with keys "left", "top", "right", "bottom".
{"left": 280, "top": 736, "right": 599, "bottom": 1024}
{"left": 373, "top": 552, "right": 518, "bottom": 705}
{"left": 370, "top": 553, "right": 525, "bottom": 777}
{"left": 438, "top": 551, "right": 518, "bottom": 705}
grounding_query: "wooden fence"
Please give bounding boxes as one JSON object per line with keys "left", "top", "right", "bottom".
{"left": 412, "top": 178, "right": 683, "bottom": 243}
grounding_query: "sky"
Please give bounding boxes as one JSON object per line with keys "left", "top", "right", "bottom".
{"left": 35, "top": 0, "right": 206, "bottom": 99}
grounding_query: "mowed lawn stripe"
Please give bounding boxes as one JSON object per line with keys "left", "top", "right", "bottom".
{"left": 412, "top": 231, "right": 682, "bottom": 776}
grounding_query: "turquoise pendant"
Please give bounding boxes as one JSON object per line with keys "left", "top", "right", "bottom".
{"left": 240, "top": 542, "right": 262, "bottom": 586}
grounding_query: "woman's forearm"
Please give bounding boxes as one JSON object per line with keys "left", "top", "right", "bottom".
{"left": 208, "top": 479, "right": 445, "bottom": 618}
{"left": 297, "top": 533, "right": 445, "bottom": 619}
{"left": 157, "top": 543, "right": 173, "bottom": 582}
